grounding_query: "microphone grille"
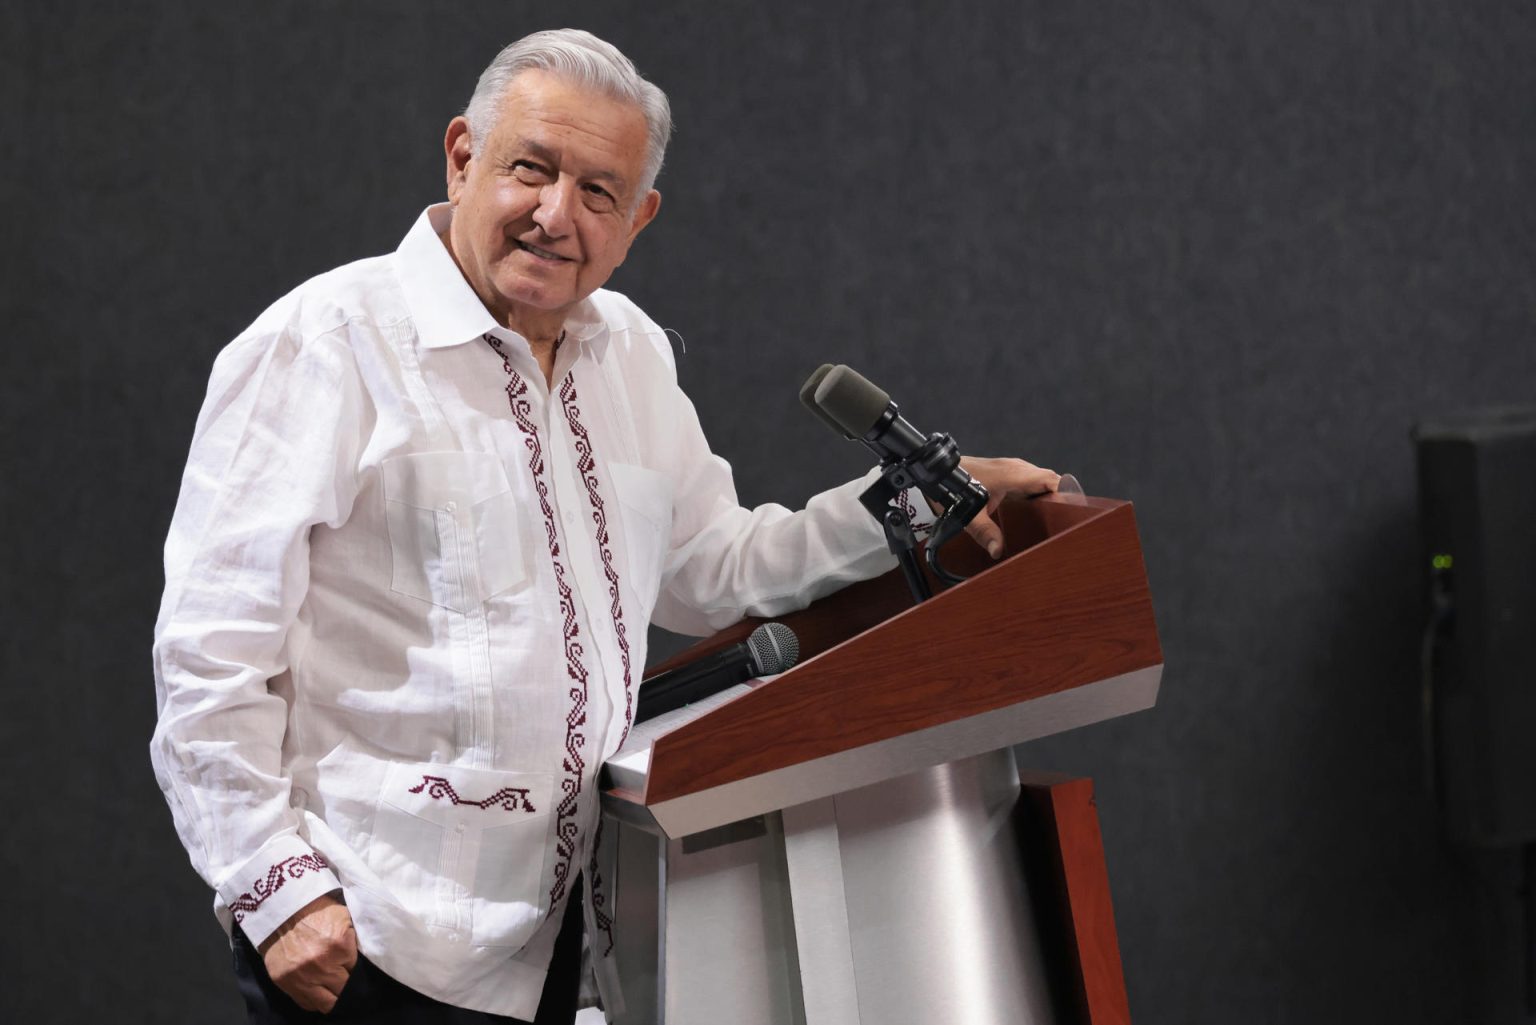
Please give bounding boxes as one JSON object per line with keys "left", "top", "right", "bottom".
{"left": 813, "top": 365, "right": 891, "bottom": 438}
{"left": 747, "top": 622, "right": 800, "bottom": 676}
{"left": 799, "top": 364, "right": 855, "bottom": 439}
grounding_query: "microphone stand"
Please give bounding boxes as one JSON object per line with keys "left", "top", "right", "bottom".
{"left": 860, "top": 468, "right": 931, "bottom": 604}
{"left": 857, "top": 432, "right": 989, "bottom": 605}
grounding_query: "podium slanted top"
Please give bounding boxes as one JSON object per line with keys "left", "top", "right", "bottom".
{"left": 606, "top": 493, "right": 1163, "bottom": 838}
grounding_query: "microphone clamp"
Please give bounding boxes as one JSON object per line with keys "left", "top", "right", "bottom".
{"left": 803, "top": 363, "right": 990, "bottom": 600}
{"left": 856, "top": 430, "right": 989, "bottom": 595}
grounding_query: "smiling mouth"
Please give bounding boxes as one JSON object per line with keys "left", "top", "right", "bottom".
{"left": 516, "top": 240, "right": 571, "bottom": 262}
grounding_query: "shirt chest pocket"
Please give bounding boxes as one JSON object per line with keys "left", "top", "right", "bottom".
{"left": 382, "top": 452, "right": 527, "bottom": 613}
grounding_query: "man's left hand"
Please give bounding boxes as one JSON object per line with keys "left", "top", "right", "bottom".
{"left": 955, "top": 456, "right": 1062, "bottom": 558}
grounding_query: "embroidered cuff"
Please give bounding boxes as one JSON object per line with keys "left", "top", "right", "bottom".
{"left": 219, "top": 833, "right": 340, "bottom": 948}
{"left": 852, "top": 467, "right": 939, "bottom": 542}
{"left": 897, "top": 486, "right": 938, "bottom": 540}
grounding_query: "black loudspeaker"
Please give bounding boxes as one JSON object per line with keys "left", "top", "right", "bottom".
{"left": 1415, "top": 407, "right": 1536, "bottom": 847}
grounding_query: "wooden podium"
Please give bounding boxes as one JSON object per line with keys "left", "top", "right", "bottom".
{"left": 594, "top": 493, "right": 1161, "bottom": 1025}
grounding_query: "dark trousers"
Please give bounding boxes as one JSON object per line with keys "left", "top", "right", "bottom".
{"left": 232, "top": 884, "right": 584, "bottom": 1025}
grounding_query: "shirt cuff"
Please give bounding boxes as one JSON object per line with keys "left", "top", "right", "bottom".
{"left": 219, "top": 833, "right": 341, "bottom": 949}
{"left": 897, "top": 486, "right": 939, "bottom": 540}
{"left": 852, "top": 467, "right": 940, "bottom": 542}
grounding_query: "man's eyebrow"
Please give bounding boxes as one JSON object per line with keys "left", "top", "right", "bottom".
{"left": 510, "top": 136, "right": 631, "bottom": 194}
{"left": 512, "top": 137, "right": 558, "bottom": 166}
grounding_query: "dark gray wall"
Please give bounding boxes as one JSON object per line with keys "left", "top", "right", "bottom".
{"left": 4, "top": 1, "right": 1535, "bottom": 1022}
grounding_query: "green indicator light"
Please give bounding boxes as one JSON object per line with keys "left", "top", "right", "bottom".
{"left": 1432, "top": 554, "right": 1454, "bottom": 571}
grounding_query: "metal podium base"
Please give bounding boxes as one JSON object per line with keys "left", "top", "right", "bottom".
{"left": 601, "top": 748, "right": 1058, "bottom": 1025}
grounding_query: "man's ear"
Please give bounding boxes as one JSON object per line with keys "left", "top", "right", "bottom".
{"left": 444, "top": 116, "right": 473, "bottom": 204}
{"left": 626, "top": 189, "right": 662, "bottom": 244}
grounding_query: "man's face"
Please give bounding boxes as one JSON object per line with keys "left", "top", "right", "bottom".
{"left": 444, "top": 70, "right": 660, "bottom": 331}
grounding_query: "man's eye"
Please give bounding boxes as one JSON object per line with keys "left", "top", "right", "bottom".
{"left": 584, "top": 184, "right": 615, "bottom": 206}
{"left": 511, "top": 161, "right": 548, "bottom": 181}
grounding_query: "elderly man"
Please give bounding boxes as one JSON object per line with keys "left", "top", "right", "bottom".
{"left": 151, "top": 27, "right": 1058, "bottom": 1025}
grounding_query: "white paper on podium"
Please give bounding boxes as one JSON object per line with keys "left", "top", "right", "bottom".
{"left": 603, "top": 680, "right": 769, "bottom": 792}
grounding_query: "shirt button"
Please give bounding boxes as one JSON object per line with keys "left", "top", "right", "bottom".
{"left": 564, "top": 510, "right": 576, "bottom": 523}
{"left": 455, "top": 823, "right": 466, "bottom": 834}
{"left": 444, "top": 502, "right": 457, "bottom": 514}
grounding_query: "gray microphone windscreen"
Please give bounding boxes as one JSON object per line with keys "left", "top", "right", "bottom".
{"left": 746, "top": 622, "right": 800, "bottom": 676}
{"left": 799, "top": 364, "right": 855, "bottom": 438}
{"left": 813, "top": 364, "right": 891, "bottom": 438}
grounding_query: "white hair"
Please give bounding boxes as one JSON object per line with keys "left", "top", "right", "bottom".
{"left": 463, "top": 28, "right": 673, "bottom": 197}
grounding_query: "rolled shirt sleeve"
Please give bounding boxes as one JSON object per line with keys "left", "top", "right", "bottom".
{"left": 150, "top": 322, "right": 362, "bottom": 946}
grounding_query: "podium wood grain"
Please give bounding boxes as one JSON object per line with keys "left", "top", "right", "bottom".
{"left": 642, "top": 495, "right": 1160, "bottom": 805}
{"left": 1019, "top": 772, "right": 1133, "bottom": 1025}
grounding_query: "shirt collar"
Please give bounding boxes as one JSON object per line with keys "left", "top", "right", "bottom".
{"left": 395, "top": 204, "right": 608, "bottom": 353}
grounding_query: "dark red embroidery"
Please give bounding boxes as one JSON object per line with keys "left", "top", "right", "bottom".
{"left": 559, "top": 374, "right": 636, "bottom": 746}
{"left": 898, "top": 489, "right": 935, "bottom": 539}
{"left": 589, "top": 819, "right": 617, "bottom": 957}
{"left": 486, "top": 336, "right": 588, "bottom": 907}
{"left": 408, "top": 775, "right": 537, "bottom": 812}
{"left": 229, "top": 853, "right": 330, "bottom": 924}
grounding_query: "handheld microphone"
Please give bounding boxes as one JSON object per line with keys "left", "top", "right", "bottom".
{"left": 635, "top": 622, "right": 800, "bottom": 724}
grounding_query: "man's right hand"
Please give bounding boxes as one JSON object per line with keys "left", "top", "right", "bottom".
{"left": 257, "top": 893, "right": 358, "bottom": 1013}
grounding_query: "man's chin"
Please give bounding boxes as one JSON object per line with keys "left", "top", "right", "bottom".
{"left": 491, "top": 279, "right": 580, "bottom": 320}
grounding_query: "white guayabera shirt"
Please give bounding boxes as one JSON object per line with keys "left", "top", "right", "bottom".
{"left": 150, "top": 204, "right": 927, "bottom": 1018}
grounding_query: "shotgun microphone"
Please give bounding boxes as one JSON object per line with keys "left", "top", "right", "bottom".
{"left": 635, "top": 622, "right": 800, "bottom": 724}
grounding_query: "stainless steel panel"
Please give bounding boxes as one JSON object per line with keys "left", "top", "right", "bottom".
{"left": 834, "top": 749, "right": 1057, "bottom": 1025}
{"left": 781, "top": 798, "right": 862, "bottom": 1025}
{"left": 603, "top": 821, "right": 662, "bottom": 1025}
{"left": 604, "top": 748, "right": 1065, "bottom": 1025}
{"left": 659, "top": 813, "right": 804, "bottom": 1025}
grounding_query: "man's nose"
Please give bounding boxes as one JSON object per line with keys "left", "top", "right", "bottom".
{"left": 532, "top": 179, "right": 575, "bottom": 238}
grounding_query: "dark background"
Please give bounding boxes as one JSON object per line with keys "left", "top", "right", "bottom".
{"left": 4, "top": 1, "right": 1535, "bottom": 1021}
